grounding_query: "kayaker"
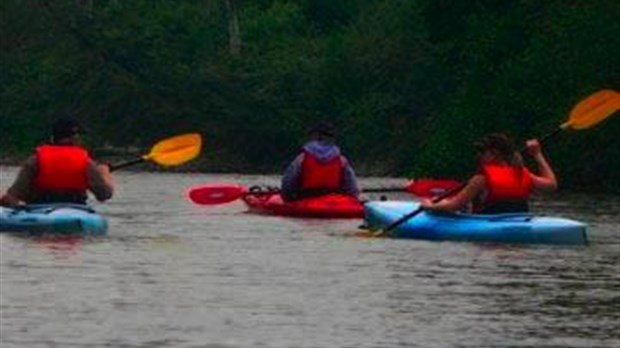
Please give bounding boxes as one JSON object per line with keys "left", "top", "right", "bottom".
{"left": 281, "top": 121, "right": 360, "bottom": 201}
{"left": 0, "top": 118, "right": 114, "bottom": 207}
{"left": 421, "top": 133, "right": 557, "bottom": 214}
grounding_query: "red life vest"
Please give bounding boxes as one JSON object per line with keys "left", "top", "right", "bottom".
{"left": 34, "top": 145, "right": 90, "bottom": 193}
{"left": 476, "top": 163, "right": 533, "bottom": 213}
{"left": 299, "top": 152, "right": 344, "bottom": 191}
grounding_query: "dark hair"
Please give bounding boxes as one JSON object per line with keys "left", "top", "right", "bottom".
{"left": 475, "top": 133, "right": 521, "bottom": 165}
{"left": 309, "top": 121, "right": 336, "bottom": 138}
{"left": 51, "top": 118, "right": 84, "bottom": 142}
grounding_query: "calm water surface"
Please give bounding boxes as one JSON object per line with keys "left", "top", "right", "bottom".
{"left": 1, "top": 167, "right": 619, "bottom": 348}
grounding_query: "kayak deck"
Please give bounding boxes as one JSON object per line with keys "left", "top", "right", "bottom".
{"left": 0, "top": 204, "right": 108, "bottom": 236}
{"left": 364, "top": 201, "right": 587, "bottom": 245}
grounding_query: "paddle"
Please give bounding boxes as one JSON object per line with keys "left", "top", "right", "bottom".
{"left": 187, "top": 178, "right": 462, "bottom": 205}
{"left": 187, "top": 178, "right": 460, "bottom": 205}
{"left": 109, "top": 133, "right": 202, "bottom": 171}
{"left": 368, "top": 89, "right": 620, "bottom": 238}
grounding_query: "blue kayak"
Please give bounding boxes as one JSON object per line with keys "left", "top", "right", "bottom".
{"left": 364, "top": 201, "right": 587, "bottom": 245}
{"left": 0, "top": 204, "right": 108, "bottom": 236}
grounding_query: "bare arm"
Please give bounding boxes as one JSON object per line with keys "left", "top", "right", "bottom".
{"left": 526, "top": 139, "right": 557, "bottom": 192}
{"left": 341, "top": 157, "right": 360, "bottom": 198}
{"left": 280, "top": 154, "right": 304, "bottom": 201}
{"left": 87, "top": 161, "right": 114, "bottom": 202}
{"left": 0, "top": 191, "right": 20, "bottom": 207}
{"left": 0, "top": 157, "right": 37, "bottom": 206}
{"left": 421, "top": 175, "right": 485, "bottom": 212}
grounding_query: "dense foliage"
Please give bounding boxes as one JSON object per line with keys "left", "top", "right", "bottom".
{"left": 1, "top": 0, "right": 618, "bottom": 192}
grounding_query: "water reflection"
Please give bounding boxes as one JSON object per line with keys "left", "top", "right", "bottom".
{"left": 1, "top": 167, "right": 619, "bottom": 348}
{"left": 375, "top": 242, "right": 620, "bottom": 347}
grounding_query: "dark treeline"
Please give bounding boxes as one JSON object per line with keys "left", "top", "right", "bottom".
{"left": 1, "top": 0, "right": 618, "bottom": 192}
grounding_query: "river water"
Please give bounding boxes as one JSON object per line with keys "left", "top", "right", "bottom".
{"left": 1, "top": 168, "right": 619, "bottom": 348}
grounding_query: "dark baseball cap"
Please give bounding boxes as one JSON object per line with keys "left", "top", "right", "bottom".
{"left": 310, "top": 121, "right": 336, "bottom": 138}
{"left": 52, "top": 118, "right": 85, "bottom": 140}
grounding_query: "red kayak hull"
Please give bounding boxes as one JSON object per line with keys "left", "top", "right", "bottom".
{"left": 242, "top": 193, "right": 364, "bottom": 218}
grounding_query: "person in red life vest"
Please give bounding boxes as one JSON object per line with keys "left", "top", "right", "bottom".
{"left": 0, "top": 118, "right": 114, "bottom": 207}
{"left": 280, "top": 122, "right": 360, "bottom": 202}
{"left": 420, "top": 133, "right": 557, "bottom": 214}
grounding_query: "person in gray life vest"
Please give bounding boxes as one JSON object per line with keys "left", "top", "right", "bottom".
{"left": 281, "top": 122, "right": 360, "bottom": 202}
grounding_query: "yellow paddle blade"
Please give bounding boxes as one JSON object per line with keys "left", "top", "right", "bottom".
{"left": 339, "top": 229, "right": 388, "bottom": 239}
{"left": 561, "top": 89, "right": 620, "bottom": 130}
{"left": 143, "top": 133, "right": 202, "bottom": 166}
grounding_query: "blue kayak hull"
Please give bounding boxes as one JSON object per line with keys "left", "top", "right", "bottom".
{"left": 364, "top": 201, "right": 587, "bottom": 245}
{"left": 0, "top": 204, "right": 108, "bottom": 235}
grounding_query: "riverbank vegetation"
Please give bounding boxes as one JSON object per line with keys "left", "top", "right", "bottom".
{"left": 1, "top": 0, "right": 618, "bottom": 192}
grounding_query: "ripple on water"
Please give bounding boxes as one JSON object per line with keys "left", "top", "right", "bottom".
{"left": 1, "top": 169, "right": 619, "bottom": 348}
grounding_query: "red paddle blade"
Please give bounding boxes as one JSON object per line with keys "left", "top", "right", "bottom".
{"left": 187, "top": 183, "right": 247, "bottom": 205}
{"left": 406, "top": 178, "right": 461, "bottom": 198}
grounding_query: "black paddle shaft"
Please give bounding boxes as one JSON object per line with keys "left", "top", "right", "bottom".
{"left": 109, "top": 158, "right": 145, "bottom": 172}
{"left": 380, "top": 182, "right": 467, "bottom": 235}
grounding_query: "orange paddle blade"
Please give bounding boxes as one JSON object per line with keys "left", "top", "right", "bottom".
{"left": 562, "top": 89, "right": 620, "bottom": 130}
{"left": 144, "top": 133, "right": 202, "bottom": 166}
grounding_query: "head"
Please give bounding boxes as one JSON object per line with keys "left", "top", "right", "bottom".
{"left": 51, "top": 117, "right": 84, "bottom": 145}
{"left": 475, "top": 133, "right": 522, "bottom": 166}
{"left": 309, "top": 121, "right": 336, "bottom": 143}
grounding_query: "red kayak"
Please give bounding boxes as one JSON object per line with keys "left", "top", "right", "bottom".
{"left": 242, "top": 193, "right": 364, "bottom": 218}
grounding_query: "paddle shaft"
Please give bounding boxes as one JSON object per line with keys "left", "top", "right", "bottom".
{"left": 109, "top": 158, "right": 145, "bottom": 172}
{"left": 536, "top": 127, "right": 563, "bottom": 147}
{"left": 363, "top": 188, "right": 408, "bottom": 193}
{"left": 380, "top": 183, "right": 467, "bottom": 235}
{"left": 242, "top": 187, "right": 408, "bottom": 196}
